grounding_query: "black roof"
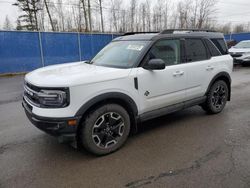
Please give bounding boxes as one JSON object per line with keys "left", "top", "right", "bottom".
{"left": 113, "top": 30, "right": 224, "bottom": 41}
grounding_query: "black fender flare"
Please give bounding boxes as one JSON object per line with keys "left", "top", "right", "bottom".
{"left": 75, "top": 92, "right": 138, "bottom": 119}
{"left": 206, "top": 72, "right": 232, "bottom": 101}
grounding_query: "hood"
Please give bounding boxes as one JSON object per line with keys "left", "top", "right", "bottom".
{"left": 25, "top": 61, "right": 132, "bottom": 87}
{"left": 229, "top": 47, "right": 250, "bottom": 53}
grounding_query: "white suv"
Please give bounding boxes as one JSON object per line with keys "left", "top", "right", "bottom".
{"left": 22, "top": 30, "right": 233, "bottom": 155}
{"left": 229, "top": 40, "right": 250, "bottom": 65}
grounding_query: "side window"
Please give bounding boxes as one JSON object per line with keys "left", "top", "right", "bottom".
{"left": 211, "top": 39, "right": 228, "bottom": 55}
{"left": 148, "top": 39, "right": 181, "bottom": 66}
{"left": 185, "top": 39, "right": 208, "bottom": 62}
{"left": 204, "top": 39, "right": 221, "bottom": 57}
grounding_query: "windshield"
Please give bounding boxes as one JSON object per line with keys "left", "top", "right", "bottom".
{"left": 234, "top": 41, "right": 250, "bottom": 48}
{"left": 90, "top": 41, "right": 150, "bottom": 68}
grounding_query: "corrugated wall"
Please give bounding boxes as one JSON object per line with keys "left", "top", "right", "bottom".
{"left": 0, "top": 31, "right": 119, "bottom": 74}
{"left": 224, "top": 32, "right": 250, "bottom": 42}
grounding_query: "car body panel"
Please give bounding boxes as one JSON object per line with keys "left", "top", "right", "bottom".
{"left": 25, "top": 61, "right": 132, "bottom": 87}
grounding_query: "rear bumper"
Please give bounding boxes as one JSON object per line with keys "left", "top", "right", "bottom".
{"left": 22, "top": 99, "right": 80, "bottom": 143}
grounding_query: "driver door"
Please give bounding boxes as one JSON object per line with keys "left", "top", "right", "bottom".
{"left": 137, "top": 39, "right": 187, "bottom": 114}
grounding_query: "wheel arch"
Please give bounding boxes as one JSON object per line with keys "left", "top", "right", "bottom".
{"left": 75, "top": 92, "right": 139, "bottom": 138}
{"left": 206, "top": 72, "right": 232, "bottom": 101}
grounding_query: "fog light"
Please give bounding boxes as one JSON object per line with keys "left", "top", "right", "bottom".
{"left": 68, "top": 120, "right": 77, "bottom": 126}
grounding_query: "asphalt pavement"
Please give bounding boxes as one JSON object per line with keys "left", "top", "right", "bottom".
{"left": 0, "top": 67, "right": 250, "bottom": 188}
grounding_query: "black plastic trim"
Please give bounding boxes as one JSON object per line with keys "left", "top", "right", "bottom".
{"left": 206, "top": 72, "right": 232, "bottom": 101}
{"left": 139, "top": 96, "right": 207, "bottom": 122}
{"left": 75, "top": 92, "right": 138, "bottom": 117}
{"left": 134, "top": 77, "right": 138, "bottom": 90}
{"left": 22, "top": 100, "right": 79, "bottom": 142}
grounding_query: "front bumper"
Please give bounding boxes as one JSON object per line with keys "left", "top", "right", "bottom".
{"left": 22, "top": 98, "right": 81, "bottom": 143}
{"left": 233, "top": 58, "right": 250, "bottom": 64}
{"left": 232, "top": 55, "right": 250, "bottom": 64}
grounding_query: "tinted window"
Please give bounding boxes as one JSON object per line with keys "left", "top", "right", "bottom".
{"left": 211, "top": 39, "right": 228, "bottom": 55}
{"left": 148, "top": 39, "right": 181, "bottom": 66}
{"left": 185, "top": 39, "right": 208, "bottom": 62}
{"left": 204, "top": 39, "right": 221, "bottom": 57}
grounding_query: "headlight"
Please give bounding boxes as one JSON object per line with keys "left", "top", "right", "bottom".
{"left": 37, "top": 89, "right": 69, "bottom": 108}
{"left": 242, "top": 52, "right": 250, "bottom": 60}
{"left": 244, "top": 56, "right": 250, "bottom": 60}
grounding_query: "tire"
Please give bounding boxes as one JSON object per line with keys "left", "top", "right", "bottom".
{"left": 202, "top": 80, "right": 229, "bottom": 114}
{"left": 80, "top": 104, "right": 131, "bottom": 155}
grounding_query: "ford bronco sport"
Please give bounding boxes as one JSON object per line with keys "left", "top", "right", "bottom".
{"left": 22, "top": 29, "right": 233, "bottom": 155}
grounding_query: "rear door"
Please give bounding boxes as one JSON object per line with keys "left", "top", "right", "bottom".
{"left": 184, "top": 38, "right": 221, "bottom": 100}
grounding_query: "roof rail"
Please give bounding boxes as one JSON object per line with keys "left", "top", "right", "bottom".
{"left": 160, "top": 29, "right": 216, "bottom": 34}
{"left": 123, "top": 32, "right": 159, "bottom": 36}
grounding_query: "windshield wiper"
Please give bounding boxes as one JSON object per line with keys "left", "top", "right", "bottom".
{"left": 84, "top": 61, "right": 92, "bottom": 64}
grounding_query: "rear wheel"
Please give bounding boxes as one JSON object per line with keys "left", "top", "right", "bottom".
{"left": 202, "top": 80, "right": 229, "bottom": 114}
{"left": 80, "top": 104, "right": 130, "bottom": 155}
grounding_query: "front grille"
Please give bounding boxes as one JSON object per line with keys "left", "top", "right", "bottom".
{"left": 24, "top": 82, "right": 41, "bottom": 107}
{"left": 23, "top": 97, "right": 33, "bottom": 112}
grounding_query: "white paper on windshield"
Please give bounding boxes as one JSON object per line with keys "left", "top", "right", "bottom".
{"left": 126, "top": 45, "right": 144, "bottom": 51}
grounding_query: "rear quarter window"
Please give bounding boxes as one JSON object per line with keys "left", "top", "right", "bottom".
{"left": 204, "top": 39, "right": 221, "bottom": 57}
{"left": 211, "top": 39, "right": 228, "bottom": 55}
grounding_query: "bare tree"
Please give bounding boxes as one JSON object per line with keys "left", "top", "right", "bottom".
{"left": 140, "top": 3, "right": 146, "bottom": 31}
{"left": 31, "top": 0, "right": 40, "bottom": 30}
{"left": 130, "top": 0, "right": 137, "bottom": 31}
{"left": 120, "top": 9, "right": 127, "bottom": 32}
{"left": 96, "top": 0, "right": 104, "bottom": 32}
{"left": 145, "top": 0, "right": 151, "bottom": 31}
{"left": 56, "top": 0, "right": 65, "bottom": 31}
{"left": 110, "top": 0, "right": 121, "bottom": 32}
{"left": 87, "top": 0, "right": 92, "bottom": 32}
{"left": 233, "top": 24, "right": 245, "bottom": 33}
{"left": 177, "top": 1, "right": 191, "bottom": 29}
{"left": 219, "top": 22, "right": 232, "bottom": 34}
{"left": 10, "top": 0, "right": 223, "bottom": 33}
{"left": 3, "top": 15, "right": 13, "bottom": 30}
{"left": 80, "top": 0, "right": 89, "bottom": 32}
{"left": 163, "top": 0, "right": 171, "bottom": 29}
{"left": 72, "top": 4, "right": 81, "bottom": 32}
{"left": 190, "top": 0, "right": 199, "bottom": 28}
{"left": 197, "top": 0, "right": 217, "bottom": 29}
{"left": 44, "top": 0, "right": 55, "bottom": 31}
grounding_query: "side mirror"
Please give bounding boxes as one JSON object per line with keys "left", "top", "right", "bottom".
{"left": 143, "top": 59, "right": 166, "bottom": 70}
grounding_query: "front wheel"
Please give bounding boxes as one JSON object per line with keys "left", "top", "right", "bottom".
{"left": 79, "top": 104, "right": 130, "bottom": 155}
{"left": 202, "top": 80, "right": 229, "bottom": 114}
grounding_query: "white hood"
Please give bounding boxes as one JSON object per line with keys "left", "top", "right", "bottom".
{"left": 229, "top": 47, "right": 250, "bottom": 53}
{"left": 25, "top": 61, "right": 132, "bottom": 87}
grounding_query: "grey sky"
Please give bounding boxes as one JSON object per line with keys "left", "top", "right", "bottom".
{"left": 0, "top": 0, "right": 249, "bottom": 28}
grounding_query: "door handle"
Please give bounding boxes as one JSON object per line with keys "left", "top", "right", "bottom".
{"left": 206, "top": 66, "right": 214, "bottom": 71}
{"left": 173, "top": 71, "right": 184, "bottom": 77}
